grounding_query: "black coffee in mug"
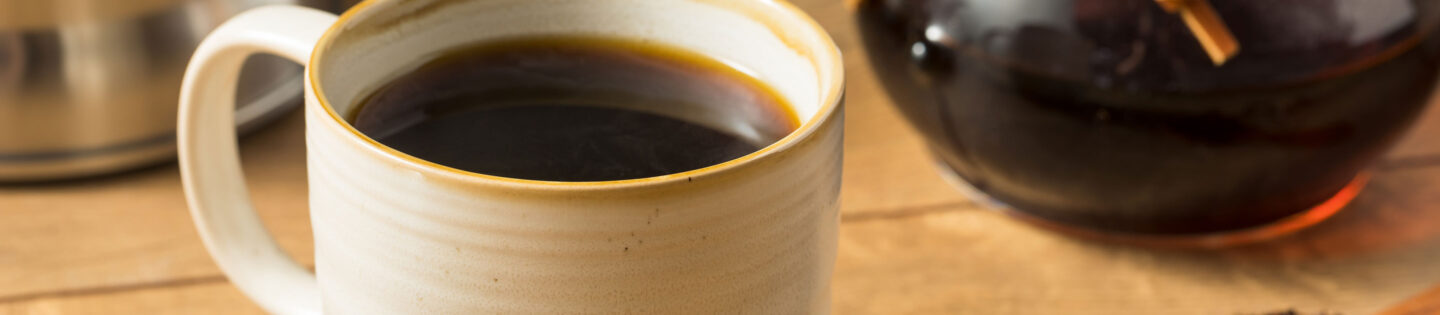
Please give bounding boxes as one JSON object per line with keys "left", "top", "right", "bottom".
{"left": 349, "top": 36, "right": 798, "bottom": 182}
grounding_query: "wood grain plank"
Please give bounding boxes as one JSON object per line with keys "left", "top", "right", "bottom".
{"left": 0, "top": 110, "right": 315, "bottom": 299}
{"left": 1389, "top": 97, "right": 1440, "bottom": 161}
{"left": 0, "top": 281, "right": 261, "bottom": 315}
{"left": 835, "top": 166, "right": 1440, "bottom": 315}
{"left": 1381, "top": 284, "right": 1440, "bottom": 315}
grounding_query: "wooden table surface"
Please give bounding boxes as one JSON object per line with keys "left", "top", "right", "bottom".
{"left": 4, "top": 1, "right": 1440, "bottom": 314}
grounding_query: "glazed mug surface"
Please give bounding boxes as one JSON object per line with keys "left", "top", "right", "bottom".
{"left": 176, "top": 0, "right": 844, "bottom": 313}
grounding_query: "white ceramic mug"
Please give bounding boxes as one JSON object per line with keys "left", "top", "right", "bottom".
{"left": 176, "top": 0, "right": 844, "bottom": 313}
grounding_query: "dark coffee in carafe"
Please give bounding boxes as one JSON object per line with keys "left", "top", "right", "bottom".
{"left": 857, "top": 0, "right": 1440, "bottom": 235}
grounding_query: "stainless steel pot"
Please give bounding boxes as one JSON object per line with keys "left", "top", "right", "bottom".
{"left": 0, "top": 0, "right": 357, "bottom": 181}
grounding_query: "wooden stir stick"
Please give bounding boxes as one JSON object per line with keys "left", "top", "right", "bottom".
{"left": 1156, "top": 0, "right": 1240, "bottom": 65}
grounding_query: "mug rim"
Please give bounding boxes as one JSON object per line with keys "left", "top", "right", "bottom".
{"left": 305, "top": 0, "right": 844, "bottom": 191}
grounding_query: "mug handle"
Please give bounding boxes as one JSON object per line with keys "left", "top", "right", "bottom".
{"left": 177, "top": 5, "right": 336, "bottom": 315}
